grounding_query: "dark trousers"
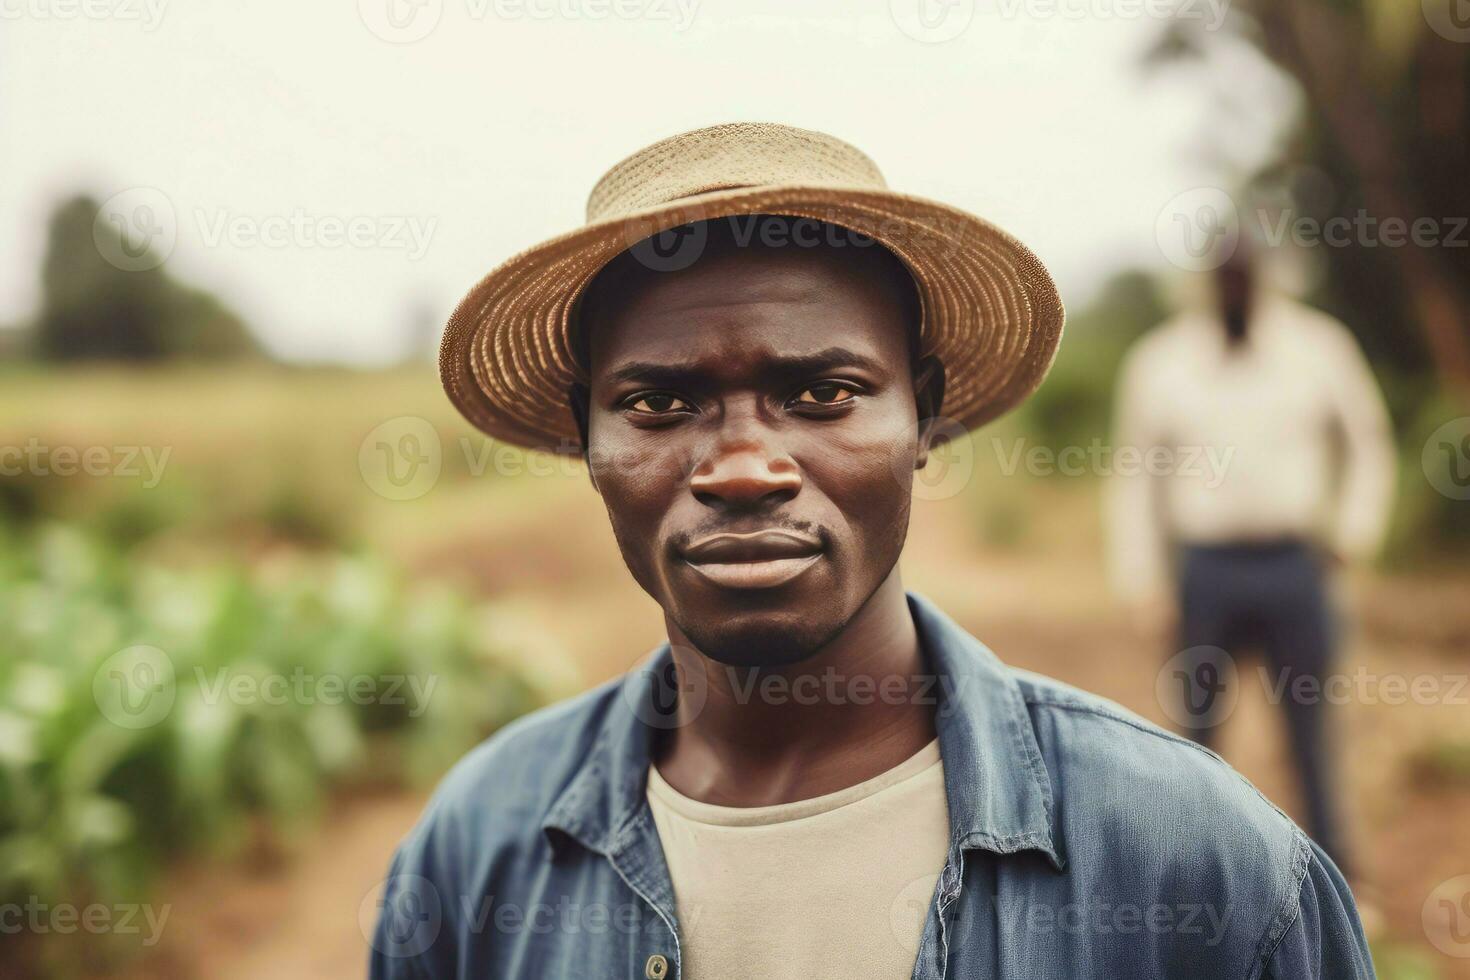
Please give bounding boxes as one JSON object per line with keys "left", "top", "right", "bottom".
{"left": 1173, "top": 540, "right": 1350, "bottom": 876}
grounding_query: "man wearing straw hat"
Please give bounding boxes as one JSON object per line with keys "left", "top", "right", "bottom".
{"left": 370, "top": 124, "right": 1373, "bottom": 979}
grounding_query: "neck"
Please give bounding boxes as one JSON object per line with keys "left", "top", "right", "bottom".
{"left": 653, "top": 567, "right": 936, "bottom": 807}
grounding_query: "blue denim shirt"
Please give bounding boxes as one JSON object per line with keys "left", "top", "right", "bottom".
{"left": 369, "top": 593, "right": 1374, "bottom": 979}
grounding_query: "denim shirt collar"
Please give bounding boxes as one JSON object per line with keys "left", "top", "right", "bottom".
{"left": 542, "top": 591, "right": 1063, "bottom": 871}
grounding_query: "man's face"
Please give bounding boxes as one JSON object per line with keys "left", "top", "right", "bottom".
{"left": 583, "top": 239, "right": 935, "bottom": 667}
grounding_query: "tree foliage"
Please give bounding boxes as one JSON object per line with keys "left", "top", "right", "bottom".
{"left": 30, "top": 196, "right": 259, "bottom": 362}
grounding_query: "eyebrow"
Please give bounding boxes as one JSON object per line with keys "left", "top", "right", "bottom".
{"left": 601, "top": 346, "right": 888, "bottom": 389}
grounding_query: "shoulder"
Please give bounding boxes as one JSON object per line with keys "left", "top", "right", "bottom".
{"left": 1009, "top": 668, "right": 1313, "bottom": 960}
{"left": 1012, "top": 666, "right": 1301, "bottom": 853}
{"left": 1124, "top": 313, "right": 1203, "bottom": 363}
{"left": 367, "top": 680, "right": 630, "bottom": 976}
{"left": 1268, "top": 297, "right": 1363, "bottom": 357}
{"left": 388, "top": 676, "right": 624, "bottom": 876}
{"left": 1116, "top": 314, "right": 1207, "bottom": 393}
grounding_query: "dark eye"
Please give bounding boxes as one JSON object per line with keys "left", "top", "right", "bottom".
{"left": 625, "top": 392, "right": 692, "bottom": 415}
{"left": 793, "top": 382, "right": 857, "bottom": 406}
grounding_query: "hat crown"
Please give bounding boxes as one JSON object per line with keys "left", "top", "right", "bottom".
{"left": 585, "top": 122, "right": 888, "bottom": 223}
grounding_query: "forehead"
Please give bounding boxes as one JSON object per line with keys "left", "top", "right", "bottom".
{"left": 585, "top": 244, "right": 914, "bottom": 379}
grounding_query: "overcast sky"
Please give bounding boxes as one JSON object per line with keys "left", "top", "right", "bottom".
{"left": 1, "top": 0, "right": 1295, "bottom": 364}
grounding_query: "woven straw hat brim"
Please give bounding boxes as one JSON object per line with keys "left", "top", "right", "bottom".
{"left": 440, "top": 183, "right": 1064, "bottom": 452}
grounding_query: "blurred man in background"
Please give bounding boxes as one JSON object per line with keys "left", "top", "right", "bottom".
{"left": 1106, "top": 245, "right": 1396, "bottom": 882}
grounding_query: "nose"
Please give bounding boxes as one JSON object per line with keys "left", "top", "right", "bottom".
{"left": 689, "top": 438, "right": 802, "bottom": 510}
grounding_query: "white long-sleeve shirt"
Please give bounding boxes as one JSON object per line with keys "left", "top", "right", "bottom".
{"left": 1105, "top": 293, "right": 1396, "bottom": 604}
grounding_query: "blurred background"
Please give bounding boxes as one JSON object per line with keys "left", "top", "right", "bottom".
{"left": 2, "top": 0, "right": 1468, "bottom": 977}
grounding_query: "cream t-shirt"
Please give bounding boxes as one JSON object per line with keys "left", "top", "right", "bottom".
{"left": 646, "top": 739, "right": 950, "bottom": 979}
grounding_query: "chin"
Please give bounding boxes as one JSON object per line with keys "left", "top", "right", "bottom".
{"left": 673, "top": 602, "right": 848, "bottom": 668}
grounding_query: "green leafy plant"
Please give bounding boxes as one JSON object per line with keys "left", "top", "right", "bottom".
{"left": 0, "top": 521, "right": 548, "bottom": 969}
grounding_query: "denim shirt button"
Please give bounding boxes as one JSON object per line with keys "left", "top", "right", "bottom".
{"left": 644, "top": 953, "right": 670, "bottom": 979}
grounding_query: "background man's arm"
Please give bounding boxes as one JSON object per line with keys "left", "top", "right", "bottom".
{"left": 1105, "top": 341, "right": 1174, "bottom": 635}
{"left": 1324, "top": 323, "right": 1396, "bottom": 563}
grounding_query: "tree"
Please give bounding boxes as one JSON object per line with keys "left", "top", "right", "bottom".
{"left": 31, "top": 195, "right": 259, "bottom": 361}
{"left": 1147, "top": 0, "right": 1470, "bottom": 403}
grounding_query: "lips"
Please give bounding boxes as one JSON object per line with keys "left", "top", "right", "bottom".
{"left": 681, "top": 529, "right": 824, "bottom": 590}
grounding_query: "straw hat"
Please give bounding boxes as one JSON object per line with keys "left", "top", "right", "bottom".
{"left": 440, "top": 122, "right": 1064, "bottom": 451}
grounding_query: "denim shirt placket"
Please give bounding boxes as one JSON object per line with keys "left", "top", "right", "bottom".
{"left": 605, "top": 804, "right": 684, "bottom": 979}
{"left": 904, "top": 845, "right": 967, "bottom": 980}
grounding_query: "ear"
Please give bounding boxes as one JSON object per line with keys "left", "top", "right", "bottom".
{"left": 911, "top": 354, "right": 946, "bottom": 470}
{"left": 566, "top": 383, "right": 600, "bottom": 494}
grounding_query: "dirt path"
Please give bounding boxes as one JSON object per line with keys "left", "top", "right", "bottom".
{"left": 112, "top": 791, "right": 429, "bottom": 980}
